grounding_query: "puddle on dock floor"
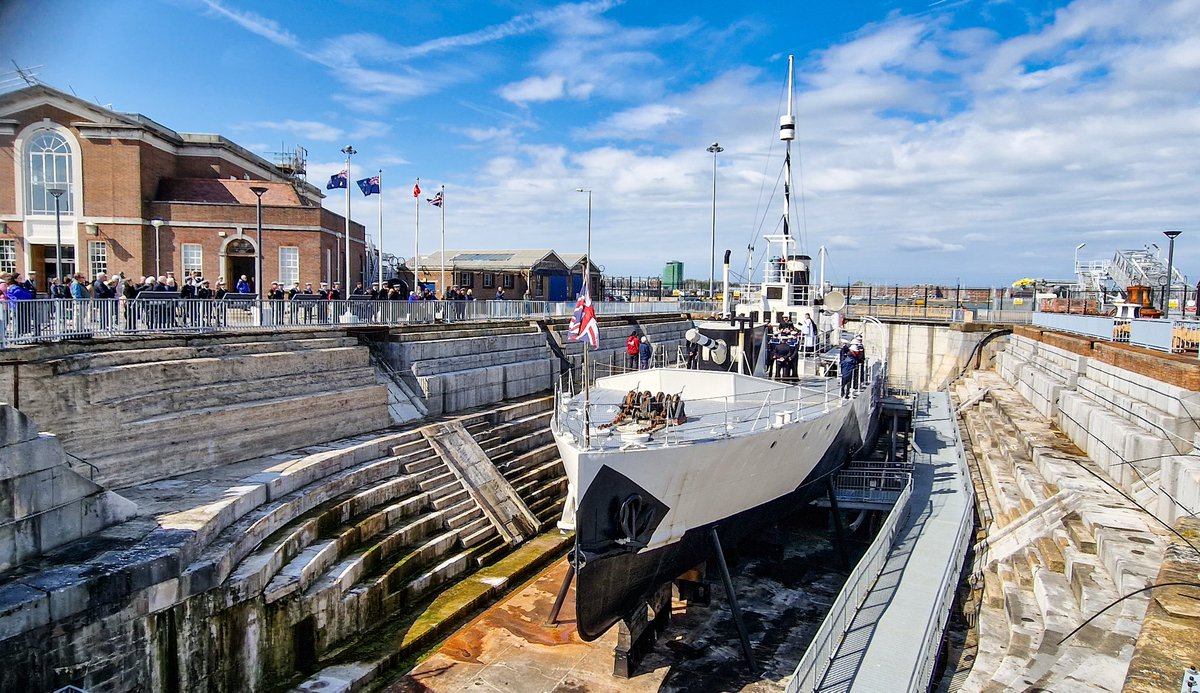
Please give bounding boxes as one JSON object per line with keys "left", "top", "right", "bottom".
{"left": 389, "top": 510, "right": 871, "bottom": 692}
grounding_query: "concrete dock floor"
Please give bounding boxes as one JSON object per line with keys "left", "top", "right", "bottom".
{"left": 391, "top": 518, "right": 864, "bottom": 693}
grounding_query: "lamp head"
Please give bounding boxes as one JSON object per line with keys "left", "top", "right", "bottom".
{"left": 707, "top": 142, "right": 724, "bottom": 153}
{"left": 47, "top": 187, "right": 66, "bottom": 198}
{"left": 151, "top": 219, "right": 164, "bottom": 229}
{"left": 249, "top": 185, "right": 269, "bottom": 197}
{"left": 1164, "top": 230, "right": 1182, "bottom": 240}
{"left": 1075, "top": 242, "right": 1086, "bottom": 250}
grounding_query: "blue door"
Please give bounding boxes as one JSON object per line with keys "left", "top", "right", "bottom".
{"left": 549, "top": 274, "right": 568, "bottom": 301}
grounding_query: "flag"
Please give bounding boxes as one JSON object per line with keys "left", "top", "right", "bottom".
{"left": 326, "top": 170, "right": 348, "bottom": 190}
{"left": 427, "top": 191, "right": 443, "bottom": 207}
{"left": 413, "top": 180, "right": 421, "bottom": 198}
{"left": 357, "top": 176, "right": 380, "bottom": 196}
{"left": 568, "top": 286, "right": 598, "bottom": 349}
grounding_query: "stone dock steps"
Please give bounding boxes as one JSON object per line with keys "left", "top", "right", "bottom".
{"left": 953, "top": 370, "right": 1168, "bottom": 692}
{"left": 13, "top": 332, "right": 391, "bottom": 488}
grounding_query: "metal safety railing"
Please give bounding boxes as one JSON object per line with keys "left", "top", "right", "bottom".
{"left": 1034, "top": 311, "right": 1200, "bottom": 354}
{"left": 786, "top": 390, "right": 975, "bottom": 693}
{"left": 786, "top": 474, "right": 914, "bottom": 692}
{"left": 0, "top": 297, "right": 719, "bottom": 348}
{"left": 910, "top": 389, "right": 976, "bottom": 692}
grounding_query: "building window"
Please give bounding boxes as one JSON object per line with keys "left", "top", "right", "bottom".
{"left": 0, "top": 240, "right": 15, "bottom": 275}
{"left": 181, "top": 243, "right": 203, "bottom": 278}
{"left": 502, "top": 274, "right": 515, "bottom": 289}
{"left": 534, "top": 274, "right": 544, "bottom": 295}
{"left": 279, "top": 246, "right": 299, "bottom": 286}
{"left": 27, "top": 131, "right": 74, "bottom": 215}
{"left": 457, "top": 272, "right": 471, "bottom": 286}
{"left": 483, "top": 273, "right": 494, "bottom": 288}
{"left": 88, "top": 241, "right": 108, "bottom": 277}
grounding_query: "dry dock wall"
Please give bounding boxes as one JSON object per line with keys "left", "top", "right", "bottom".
{"left": 846, "top": 319, "right": 1005, "bottom": 392}
{"left": 996, "top": 326, "right": 1200, "bottom": 525}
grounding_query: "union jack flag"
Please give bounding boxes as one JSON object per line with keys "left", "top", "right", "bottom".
{"left": 427, "top": 191, "right": 443, "bottom": 207}
{"left": 568, "top": 285, "right": 598, "bottom": 349}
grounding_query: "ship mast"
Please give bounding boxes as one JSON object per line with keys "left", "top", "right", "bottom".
{"left": 781, "top": 54, "right": 795, "bottom": 239}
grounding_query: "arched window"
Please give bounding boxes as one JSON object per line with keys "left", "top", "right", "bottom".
{"left": 226, "top": 239, "right": 255, "bottom": 255}
{"left": 27, "top": 131, "right": 74, "bottom": 214}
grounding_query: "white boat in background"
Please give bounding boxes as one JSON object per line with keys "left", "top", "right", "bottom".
{"left": 550, "top": 54, "right": 889, "bottom": 642}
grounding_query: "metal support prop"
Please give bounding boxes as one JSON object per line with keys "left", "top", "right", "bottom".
{"left": 709, "top": 527, "right": 758, "bottom": 674}
{"left": 826, "top": 478, "right": 851, "bottom": 570}
{"left": 545, "top": 561, "right": 576, "bottom": 626}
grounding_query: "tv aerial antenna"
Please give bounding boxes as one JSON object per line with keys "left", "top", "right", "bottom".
{"left": 0, "top": 61, "right": 44, "bottom": 92}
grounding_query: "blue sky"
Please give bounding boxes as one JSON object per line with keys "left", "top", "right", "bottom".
{"left": 3, "top": 0, "right": 1198, "bottom": 286}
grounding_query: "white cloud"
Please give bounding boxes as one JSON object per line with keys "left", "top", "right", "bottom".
{"left": 895, "top": 235, "right": 965, "bottom": 252}
{"left": 500, "top": 75, "right": 567, "bottom": 104}
{"left": 590, "top": 104, "right": 685, "bottom": 139}
{"left": 244, "top": 119, "right": 344, "bottom": 142}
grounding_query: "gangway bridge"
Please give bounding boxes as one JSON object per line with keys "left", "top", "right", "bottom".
{"left": 788, "top": 391, "right": 975, "bottom": 692}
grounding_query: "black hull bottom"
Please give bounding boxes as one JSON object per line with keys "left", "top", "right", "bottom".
{"left": 573, "top": 401, "right": 873, "bottom": 642}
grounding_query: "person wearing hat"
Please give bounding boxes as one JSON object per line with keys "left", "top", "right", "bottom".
{"left": 638, "top": 335, "right": 653, "bottom": 370}
{"left": 839, "top": 339, "right": 857, "bottom": 400}
{"left": 850, "top": 335, "right": 866, "bottom": 390}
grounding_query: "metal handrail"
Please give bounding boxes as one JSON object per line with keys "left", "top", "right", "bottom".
{"left": 785, "top": 475, "right": 914, "bottom": 692}
{"left": 910, "top": 389, "right": 977, "bottom": 692}
{"left": 0, "top": 297, "right": 717, "bottom": 348}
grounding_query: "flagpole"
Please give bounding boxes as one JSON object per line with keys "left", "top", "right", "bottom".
{"left": 414, "top": 177, "right": 420, "bottom": 296}
{"left": 377, "top": 169, "right": 383, "bottom": 288}
{"left": 341, "top": 145, "right": 356, "bottom": 290}
{"left": 576, "top": 188, "right": 592, "bottom": 448}
{"left": 439, "top": 185, "right": 446, "bottom": 298}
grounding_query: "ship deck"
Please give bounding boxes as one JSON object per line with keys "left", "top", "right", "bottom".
{"left": 556, "top": 368, "right": 850, "bottom": 451}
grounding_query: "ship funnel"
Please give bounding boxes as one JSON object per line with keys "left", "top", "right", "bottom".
{"left": 685, "top": 328, "right": 729, "bottom": 365}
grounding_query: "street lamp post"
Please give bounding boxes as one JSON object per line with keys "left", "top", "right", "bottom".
{"left": 250, "top": 186, "right": 269, "bottom": 298}
{"left": 1163, "top": 230, "right": 1182, "bottom": 316}
{"left": 706, "top": 142, "right": 723, "bottom": 299}
{"left": 48, "top": 187, "right": 66, "bottom": 287}
{"left": 150, "top": 219, "right": 164, "bottom": 278}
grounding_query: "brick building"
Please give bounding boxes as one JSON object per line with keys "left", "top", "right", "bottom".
{"left": 0, "top": 84, "right": 366, "bottom": 293}
{"left": 414, "top": 249, "right": 600, "bottom": 300}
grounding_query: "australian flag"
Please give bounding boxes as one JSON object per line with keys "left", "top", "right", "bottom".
{"left": 357, "top": 175, "right": 380, "bottom": 196}
{"left": 326, "top": 170, "right": 348, "bottom": 190}
{"left": 568, "top": 285, "right": 598, "bottom": 349}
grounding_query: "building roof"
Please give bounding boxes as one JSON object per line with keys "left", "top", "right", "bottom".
{"left": 416, "top": 249, "right": 566, "bottom": 271}
{"left": 156, "top": 179, "right": 312, "bottom": 206}
{"left": 0, "top": 83, "right": 321, "bottom": 198}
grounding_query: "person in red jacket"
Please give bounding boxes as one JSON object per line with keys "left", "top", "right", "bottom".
{"left": 625, "top": 331, "right": 640, "bottom": 371}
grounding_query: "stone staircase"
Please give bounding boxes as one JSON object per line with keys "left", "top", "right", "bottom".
{"left": 13, "top": 331, "right": 390, "bottom": 488}
{"left": 953, "top": 370, "right": 1168, "bottom": 692}
{"left": 0, "top": 392, "right": 568, "bottom": 693}
{"left": 460, "top": 395, "right": 566, "bottom": 530}
{"left": 996, "top": 327, "right": 1200, "bottom": 526}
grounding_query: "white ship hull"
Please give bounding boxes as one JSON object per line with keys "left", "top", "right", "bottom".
{"left": 551, "top": 365, "right": 882, "bottom": 640}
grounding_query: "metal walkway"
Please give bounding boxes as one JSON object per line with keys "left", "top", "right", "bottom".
{"left": 789, "top": 391, "right": 975, "bottom": 692}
